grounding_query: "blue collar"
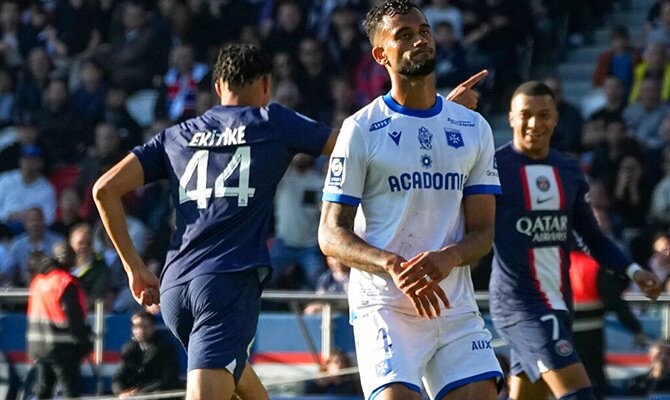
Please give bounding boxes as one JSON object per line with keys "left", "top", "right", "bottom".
{"left": 382, "top": 92, "right": 442, "bottom": 118}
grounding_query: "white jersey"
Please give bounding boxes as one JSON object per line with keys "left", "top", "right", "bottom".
{"left": 322, "top": 93, "right": 501, "bottom": 318}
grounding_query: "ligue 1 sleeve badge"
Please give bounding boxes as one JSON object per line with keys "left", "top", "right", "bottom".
{"left": 327, "top": 157, "right": 345, "bottom": 187}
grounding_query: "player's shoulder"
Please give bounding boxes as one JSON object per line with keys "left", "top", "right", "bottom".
{"left": 440, "top": 95, "right": 490, "bottom": 131}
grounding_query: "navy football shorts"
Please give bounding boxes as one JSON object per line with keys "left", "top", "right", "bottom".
{"left": 494, "top": 310, "right": 581, "bottom": 382}
{"left": 160, "top": 270, "right": 262, "bottom": 381}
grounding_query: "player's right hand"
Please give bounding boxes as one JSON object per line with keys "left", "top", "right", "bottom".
{"left": 127, "top": 266, "right": 160, "bottom": 306}
{"left": 387, "top": 255, "right": 450, "bottom": 319}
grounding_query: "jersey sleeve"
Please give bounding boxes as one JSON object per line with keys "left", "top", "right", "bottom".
{"left": 463, "top": 116, "right": 502, "bottom": 196}
{"left": 131, "top": 131, "right": 168, "bottom": 183}
{"left": 572, "top": 167, "right": 629, "bottom": 273}
{"left": 269, "top": 104, "right": 331, "bottom": 156}
{"left": 321, "top": 117, "right": 366, "bottom": 207}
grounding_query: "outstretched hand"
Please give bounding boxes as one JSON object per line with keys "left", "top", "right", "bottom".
{"left": 446, "top": 69, "right": 489, "bottom": 110}
{"left": 633, "top": 269, "right": 662, "bottom": 301}
{"left": 127, "top": 264, "right": 160, "bottom": 306}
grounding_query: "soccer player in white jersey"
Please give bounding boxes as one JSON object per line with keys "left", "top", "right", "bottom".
{"left": 318, "top": 1, "right": 502, "bottom": 399}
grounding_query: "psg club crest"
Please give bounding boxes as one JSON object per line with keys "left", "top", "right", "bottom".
{"left": 445, "top": 129, "right": 464, "bottom": 149}
{"left": 536, "top": 175, "right": 551, "bottom": 192}
{"left": 418, "top": 127, "right": 433, "bottom": 150}
{"left": 554, "top": 339, "right": 573, "bottom": 357}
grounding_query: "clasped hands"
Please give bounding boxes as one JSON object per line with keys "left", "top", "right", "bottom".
{"left": 388, "top": 250, "right": 458, "bottom": 319}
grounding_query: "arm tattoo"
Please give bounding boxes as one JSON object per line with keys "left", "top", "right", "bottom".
{"left": 319, "top": 202, "right": 397, "bottom": 274}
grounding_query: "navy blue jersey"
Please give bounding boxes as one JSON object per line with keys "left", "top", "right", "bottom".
{"left": 132, "top": 104, "right": 330, "bottom": 290}
{"left": 489, "top": 143, "right": 629, "bottom": 323}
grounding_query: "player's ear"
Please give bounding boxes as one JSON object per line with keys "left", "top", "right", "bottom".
{"left": 214, "top": 80, "right": 223, "bottom": 97}
{"left": 372, "top": 45, "right": 387, "bottom": 66}
{"left": 508, "top": 110, "right": 514, "bottom": 128}
{"left": 261, "top": 75, "right": 271, "bottom": 95}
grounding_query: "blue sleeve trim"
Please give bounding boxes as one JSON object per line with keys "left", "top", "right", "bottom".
{"left": 463, "top": 184, "right": 502, "bottom": 196}
{"left": 322, "top": 192, "right": 361, "bottom": 206}
{"left": 435, "top": 371, "right": 504, "bottom": 399}
{"left": 369, "top": 382, "right": 421, "bottom": 400}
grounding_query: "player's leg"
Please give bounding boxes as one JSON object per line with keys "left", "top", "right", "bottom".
{"left": 186, "top": 368, "right": 234, "bottom": 400}
{"left": 509, "top": 372, "right": 550, "bottom": 400}
{"left": 540, "top": 362, "right": 593, "bottom": 399}
{"left": 423, "top": 312, "right": 503, "bottom": 400}
{"left": 353, "top": 309, "right": 434, "bottom": 400}
{"left": 235, "top": 362, "right": 269, "bottom": 400}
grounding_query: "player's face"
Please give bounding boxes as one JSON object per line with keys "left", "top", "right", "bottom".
{"left": 509, "top": 94, "right": 558, "bottom": 159}
{"left": 373, "top": 8, "right": 436, "bottom": 77}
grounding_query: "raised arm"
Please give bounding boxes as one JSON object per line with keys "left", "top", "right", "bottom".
{"left": 92, "top": 154, "right": 159, "bottom": 306}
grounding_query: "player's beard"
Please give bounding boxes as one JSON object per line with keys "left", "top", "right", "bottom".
{"left": 398, "top": 55, "right": 436, "bottom": 77}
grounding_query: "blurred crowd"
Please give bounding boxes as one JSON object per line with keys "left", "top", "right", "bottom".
{"left": 0, "top": 0, "right": 667, "bottom": 315}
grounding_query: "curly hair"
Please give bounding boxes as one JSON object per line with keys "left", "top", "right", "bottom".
{"left": 213, "top": 44, "right": 273, "bottom": 89}
{"left": 362, "top": 0, "right": 420, "bottom": 45}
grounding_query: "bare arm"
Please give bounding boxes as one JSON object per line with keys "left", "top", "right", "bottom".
{"left": 318, "top": 201, "right": 401, "bottom": 274}
{"left": 93, "top": 153, "right": 159, "bottom": 306}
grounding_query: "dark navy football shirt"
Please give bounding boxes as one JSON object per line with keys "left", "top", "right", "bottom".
{"left": 132, "top": 104, "right": 330, "bottom": 290}
{"left": 489, "top": 143, "right": 629, "bottom": 323}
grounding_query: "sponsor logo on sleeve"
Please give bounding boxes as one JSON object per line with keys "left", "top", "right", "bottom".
{"left": 327, "top": 157, "right": 345, "bottom": 187}
{"left": 447, "top": 117, "right": 475, "bottom": 127}
{"left": 369, "top": 117, "right": 392, "bottom": 131}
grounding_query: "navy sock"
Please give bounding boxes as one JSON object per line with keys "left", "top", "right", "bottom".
{"left": 558, "top": 387, "right": 595, "bottom": 400}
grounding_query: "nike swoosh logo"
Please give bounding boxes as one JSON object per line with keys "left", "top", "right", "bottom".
{"left": 537, "top": 197, "right": 553, "bottom": 204}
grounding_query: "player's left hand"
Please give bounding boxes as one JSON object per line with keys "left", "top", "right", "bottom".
{"left": 445, "top": 69, "right": 488, "bottom": 110}
{"left": 633, "top": 269, "right": 662, "bottom": 301}
{"left": 396, "top": 251, "right": 454, "bottom": 308}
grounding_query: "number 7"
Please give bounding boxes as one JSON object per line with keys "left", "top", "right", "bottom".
{"left": 540, "top": 313, "right": 559, "bottom": 341}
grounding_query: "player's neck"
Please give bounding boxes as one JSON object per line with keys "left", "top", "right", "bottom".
{"left": 389, "top": 75, "right": 437, "bottom": 110}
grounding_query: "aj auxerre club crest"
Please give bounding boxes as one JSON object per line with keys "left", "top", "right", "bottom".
{"left": 418, "top": 127, "right": 433, "bottom": 150}
{"left": 445, "top": 128, "right": 464, "bottom": 149}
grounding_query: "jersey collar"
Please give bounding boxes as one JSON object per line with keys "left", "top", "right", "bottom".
{"left": 382, "top": 92, "right": 442, "bottom": 118}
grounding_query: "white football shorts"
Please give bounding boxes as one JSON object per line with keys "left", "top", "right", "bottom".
{"left": 352, "top": 308, "right": 503, "bottom": 399}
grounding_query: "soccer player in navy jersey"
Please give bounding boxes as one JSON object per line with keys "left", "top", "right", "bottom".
{"left": 489, "top": 81, "right": 662, "bottom": 400}
{"left": 93, "top": 42, "right": 485, "bottom": 400}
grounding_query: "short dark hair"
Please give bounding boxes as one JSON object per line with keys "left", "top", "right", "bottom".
{"left": 363, "top": 0, "right": 420, "bottom": 44}
{"left": 213, "top": 44, "right": 273, "bottom": 90}
{"left": 511, "top": 81, "right": 555, "bottom": 101}
{"left": 132, "top": 310, "right": 156, "bottom": 325}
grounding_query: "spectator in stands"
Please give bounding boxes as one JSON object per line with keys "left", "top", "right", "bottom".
{"left": 543, "top": 75, "right": 583, "bottom": 154}
{"left": 106, "top": 1, "right": 166, "bottom": 93}
{"left": 628, "top": 339, "right": 670, "bottom": 395}
{"left": 304, "top": 256, "right": 350, "bottom": 315}
{"left": 34, "top": 77, "right": 89, "bottom": 166}
{"left": 262, "top": 0, "right": 310, "bottom": 58}
{"left": 48, "top": 0, "right": 102, "bottom": 59}
{"left": 593, "top": 26, "right": 641, "bottom": 90}
{"left": 77, "top": 122, "right": 124, "bottom": 199}
{"left": 649, "top": 0, "right": 670, "bottom": 47}
{"left": 589, "top": 75, "right": 628, "bottom": 124}
{"left": 0, "top": 68, "right": 15, "bottom": 128}
{"left": 434, "top": 21, "right": 469, "bottom": 91}
{"left": 650, "top": 146, "right": 670, "bottom": 224}
{"left": 589, "top": 119, "right": 644, "bottom": 191}
{"left": 69, "top": 223, "right": 110, "bottom": 310}
{"left": 272, "top": 52, "right": 297, "bottom": 84}
{"left": 0, "top": 115, "right": 40, "bottom": 173}
{"left": 3, "top": 207, "right": 63, "bottom": 287}
{"left": 157, "top": 44, "right": 210, "bottom": 122}
{"left": 13, "top": 46, "right": 53, "bottom": 117}
{"left": 629, "top": 42, "right": 670, "bottom": 105}
{"left": 423, "top": 0, "right": 463, "bottom": 40}
{"left": 322, "top": 4, "right": 366, "bottom": 74}
{"left": 0, "top": 0, "right": 38, "bottom": 69}
{"left": 304, "top": 349, "right": 362, "bottom": 395}
{"left": 649, "top": 232, "right": 670, "bottom": 286}
{"left": 0, "top": 144, "right": 56, "bottom": 230}
{"left": 296, "top": 37, "right": 332, "bottom": 120}
{"left": 70, "top": 58, "right": 108, "bottom": 124}
{"left": 272, "top": 79, "right": 303, "bottom": 112}
{"left": 102, "top": 84, "right": 142, "bottom": 150}
{"left": 49, "top": 186, "right": 84, "bottom": 238}
{"left": 27, "top": 242, "right": 92, "bottom": 399}
{"left": 623, "top": 77, "right": 670, "bottom": 150}
{"left": 614, "top": 155, "right": 653, "bottom": 239}
{"left": 270, "top": 154, "right": 326, "bottom": 289}
{"left": 327, "top": 74, "right": 359, "bottom": 123}
{"left": 112, "top": 311, "right": 181, "bottom": 397}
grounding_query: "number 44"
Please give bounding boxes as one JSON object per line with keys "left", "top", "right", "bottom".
{"left": 178, "top": 147, "right": 256, "bottom": 209}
